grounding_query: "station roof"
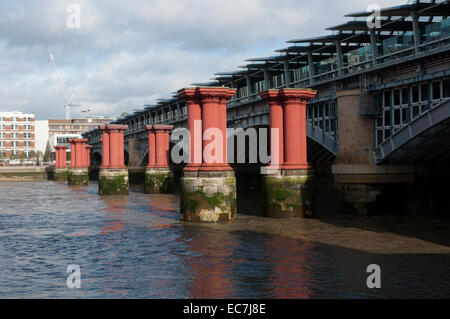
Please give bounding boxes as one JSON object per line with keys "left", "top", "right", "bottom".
{"left": 326, "top": 20, "right": 428, "bottom": 32}
{"left": 286, "top": 33, "right": 393, "bottom": 45}
{"left": 345, "top": 1, "right": 450, "bottom": 18}
{"left": 244, "top": 55, "right": 298, "bottom": 62}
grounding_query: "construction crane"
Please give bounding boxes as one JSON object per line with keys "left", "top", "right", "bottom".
{"left": 48, "top": 49, "right": 90, "bottom": 119}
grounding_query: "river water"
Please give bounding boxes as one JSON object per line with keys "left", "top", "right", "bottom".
{"left": 0, "top": 180, "right": 449, "bottom": 298}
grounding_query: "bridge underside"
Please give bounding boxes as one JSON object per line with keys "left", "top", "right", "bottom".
{"left": 229, "top": 115, "right": 337, "bottom": 164}
{"left": 375, "top": 100, "right": 450, "bottom": 164}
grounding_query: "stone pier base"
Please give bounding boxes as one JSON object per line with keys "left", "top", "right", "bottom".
{"left": 47, "top": 167, "right": 69, "bottom": 181}
{"left": 333, "top": 164, "right": 414, "bottom": 215}
{"left": 336, "top": 183, "right": 414, "bottom": 215}
{"left": 180, "top": 170, "right": 237, "bottom": 222}
{"left": 262, "top": 169, "right": 315, "bottom": 218}
{"left": 98, "top": 168, "right": 129, "bottom": 195}
{"left": 68, "top": 168, "right": 89, "bottom": 185}
{"left": 145, "top": 168, "right": 173, "bottom": 194}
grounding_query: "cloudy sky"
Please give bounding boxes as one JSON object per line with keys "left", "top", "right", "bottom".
{"left": 0, "top": 0, "right": 400, "bottom": 120}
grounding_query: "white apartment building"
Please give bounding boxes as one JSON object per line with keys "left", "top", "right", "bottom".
{"left": 0, "top": 111, "right": 35, "bottom": 160}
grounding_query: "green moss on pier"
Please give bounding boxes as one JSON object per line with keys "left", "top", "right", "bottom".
{"left": 262, "top": 174, "right": 315, "bottom": 218}
{"left": 99, "top": 174, "right": 129, "bottom": 195}
{"left": 180, "top": 176, "right": 237, "bottom": 222}
{"left": 145, "top": 171, "right": 173, "bottom": 194}
{"left": 68, "top": 171, "right": 89, "bottom": 185}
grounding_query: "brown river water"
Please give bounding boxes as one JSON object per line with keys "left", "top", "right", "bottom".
{"left": 0, "top": 180, "right": 449, "bottom": 298}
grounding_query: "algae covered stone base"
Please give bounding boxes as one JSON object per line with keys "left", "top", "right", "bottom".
{"left": 262, "top": 169, "right": 315, "bottom": 218}
{"left": 180, "top": 170, "right": 237, "bottom": 222}
{"left": 68, "top": 168, "right": 89, "bottom": 185}
{"left": 145, "top": 169, "right": 174, "bottom": 194}
{"left": 47, "top": 167, "right": 69, "bottom": 181}
{"left": 98, "top": 168, "right": 129, "bottom": 195}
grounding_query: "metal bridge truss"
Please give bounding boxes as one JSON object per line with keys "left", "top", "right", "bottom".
{"left": 374, "top": 99, "right": 450, "bottom": 164}
{"left": 228, "top": 109, "right": 337, "bottom": 163}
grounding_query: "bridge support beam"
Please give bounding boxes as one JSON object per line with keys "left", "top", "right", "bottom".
{"left": 98, "top": 125, "right": 129, "bottom": 195}
{"left": 333, "top": 89, "right": 414, "bottom": 215}
{"left": 49, "top": 145, "right": 69, "bottom": 181}
{"left": 260, "top": 88, "right": 317, "bottom": 218}
{"left": 145, "top": 124, "right": 174, "bottom": 194}
{"left": 178, "top": 87, "right": 237, "bottom": 222}
{"left": 68, "top": 139, "right": 89, "bottom": 185}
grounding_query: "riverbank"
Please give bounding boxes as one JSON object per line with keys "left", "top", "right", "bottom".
{"left": 0, "top": 167, "right": 47, "bottom": 180}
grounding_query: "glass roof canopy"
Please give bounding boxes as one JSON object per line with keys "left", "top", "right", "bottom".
{"left": 207, "top": 0, "right": 450, "bottom": 87}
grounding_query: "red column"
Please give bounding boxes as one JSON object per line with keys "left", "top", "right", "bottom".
{"left": 61, "top": 146, "right": 68, "bottom": 168}
{"left": 58, "top": 148, "right": 62, "bottom": 168}
{"left": 197, "top": 87, "right": 236, "bottom": 171}
{"left": 54, "top": 145, "right": 68, "bottom": 168}
{"left": 218, "top": 96, "right": 229, "bottom": 166}
{"left": 106, "top": 124, "right": 128, "bottom": 169}
{"left": 54, "top": 146, "right": 60, "bottom": 167}
{"left": 100, "top": 125, "right": 110, "bottom": 169}
{"left": 85, "top": 145, "right": 92, "bottom": 167}
{"left": 178, "top": 87, "right": 236, "bottom": 171}
{"left": 279, "top": 89, "right": 317, "bottom": 170}
{"left": 69, "top": 139, "right": 77, "bottom": 168}
{"left": 146, "top": 125, "right": 156, "bottom": 168}
{"left": 200, "top": 93, "right": 220, "bottom": 169}
{"left": 78, "top": 139, "right": 88, "bottom": 168}
{"left": 69, "top": 139, "right": 88, "bottom": 168}
{"left": 109, "top": 129, "right": 119, "bottom": 168}
{"left": 153, "top": 125, "right": 173, "bottom": 168}
{"left": 76, "top": 140, "right": 82, "bottom": 168}
{"left": 260, "top": 90, "right": 284, "bottom": 168}
{"left": 178, "top": 88, "right": 202, "bottom": 170}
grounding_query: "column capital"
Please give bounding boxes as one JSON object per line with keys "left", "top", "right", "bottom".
{"left": 145, "top": 125, "right": 153, "bottom": 132}
{"left": 152, "top": 124, "right": 174, "bottom": 133}
{"left": 54, "top": 145, "right": 68, "bottom": 150}
{"left": 279, "top": 88, "right": 317, "bottom": 103}
{"left": 69, "top": 138, "right": 88, "bottom": 144}
{"left": 259, "top": 89, "right": 282, "bottom": 103}
{"left": 178, "top": 87, "right": 236, "bottom": 103}
{"left": 196, "top": 87, "right": 236, "bottom": 103}
{"left": 105, "top": 124, "right": 128, "bottom": 132}
{"left": 178, "top": 88, "right": 201, "bottom": 103}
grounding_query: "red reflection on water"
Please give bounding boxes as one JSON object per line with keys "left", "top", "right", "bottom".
{"left": 100, "top": 196, "right": 127, "bottom": 234}
{"left": 266, "top": 237, "right": 317, "bottom": 299}
{"left": 148, "top": 195, "right": 179, "bottom": 212}
{"left": 183, "top": 231, "right": 237, "bottom": 299}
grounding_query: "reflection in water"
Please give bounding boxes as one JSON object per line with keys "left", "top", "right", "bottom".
{"left": 100, "top": 196, "right": 127, "bottom": 234}
{"left": 266, "top": 237, "right": 317, "bottom": 299}
{"left": 0, "top": 181, "right": 449, "bottom": 298}
{"left": 181, "top": 229, "right": 236, "bottom": 299}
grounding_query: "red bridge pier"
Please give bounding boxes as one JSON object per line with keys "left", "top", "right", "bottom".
{"left": 68, "top": 139, "right": 90, "bottom": 185}
{"left": 51, "top": 145, "right": 69, "bottom": 181}
{"left": 260, "top": 88, "right": 317, "bottom": 218}
{"left": 145, "top": 124, "right": 174, "bottom": 193}
{"left": 178, "top": 87, "right": 237, "bottom": 222}
{"left": 98, "top": 124, "right": 129, "bottom": 195}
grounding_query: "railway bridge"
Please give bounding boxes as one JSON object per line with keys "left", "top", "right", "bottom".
{"left": 68, "top": 0, "right": 450, "bottom": 219}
